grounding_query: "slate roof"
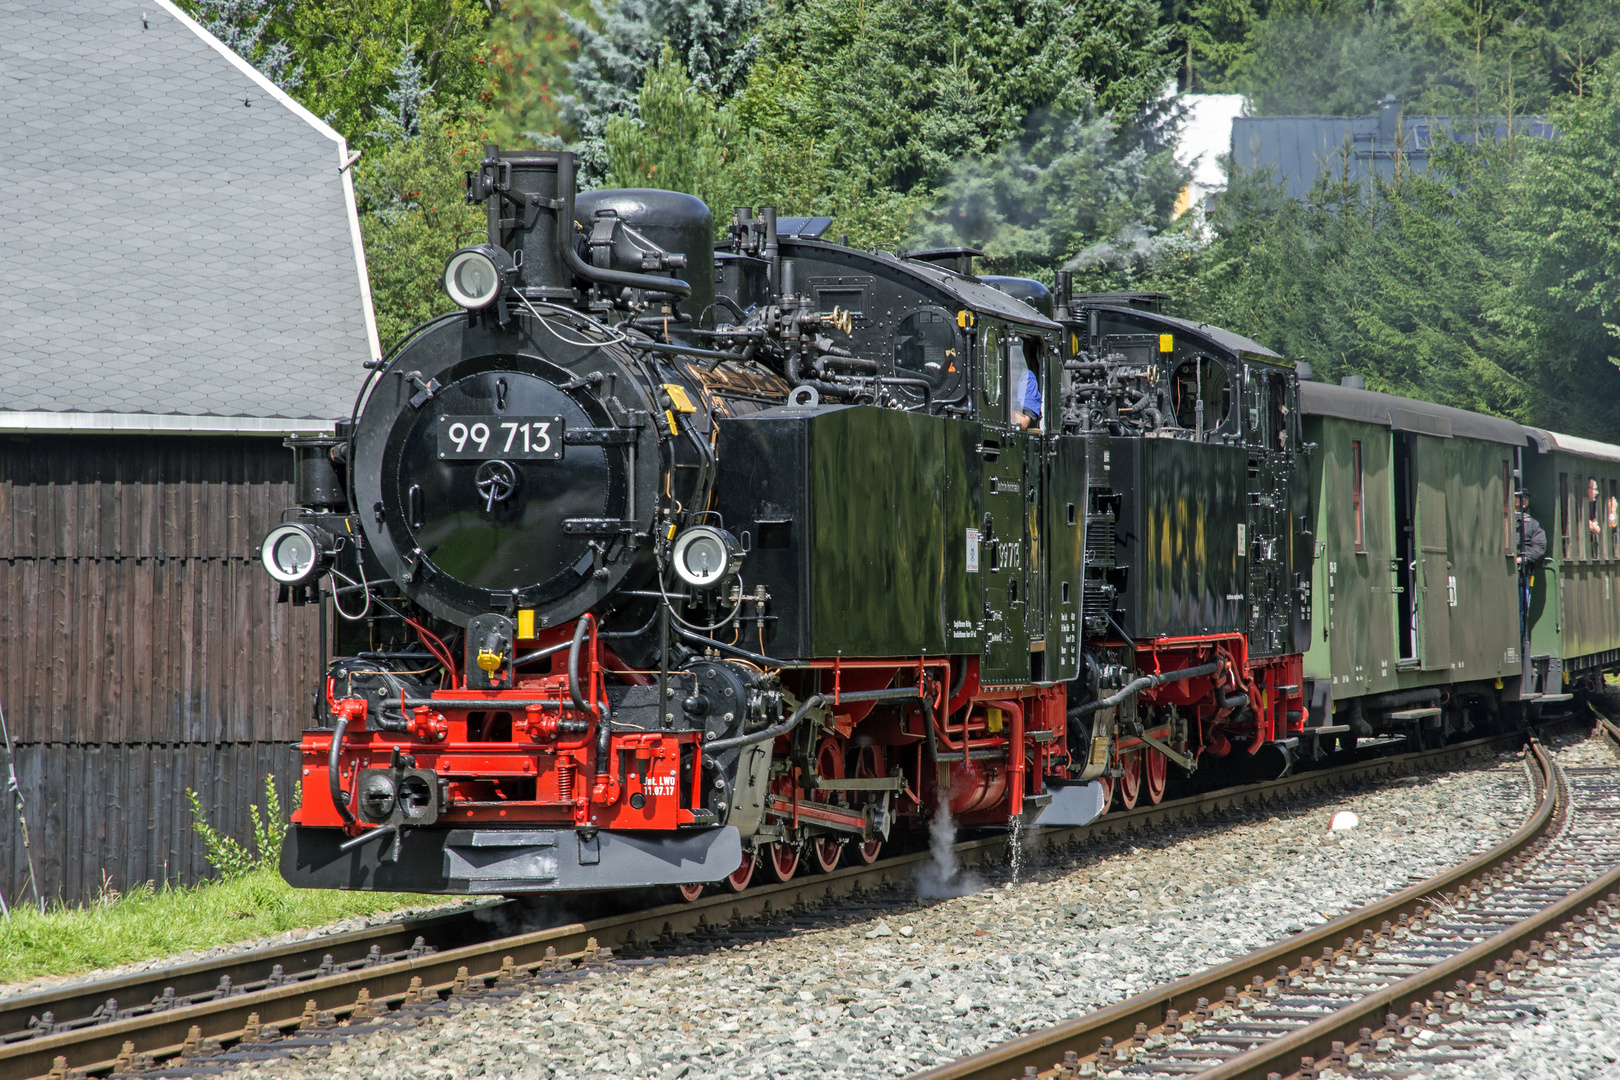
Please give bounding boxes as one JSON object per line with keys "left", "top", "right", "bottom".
{"left": 1232, "top": 101, "right": 1553, "bottom": 203}
{"left": 0, "top": 0, "right": 380, "bottom": 431}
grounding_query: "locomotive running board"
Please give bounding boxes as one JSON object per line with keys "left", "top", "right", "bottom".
{"left": 280, "top": 824, "right": 743, "bottom": 894}
{"left": 1026, "top": 781, "right": 1108, "bottom": 828}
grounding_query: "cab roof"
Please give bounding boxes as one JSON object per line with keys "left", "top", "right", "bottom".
{"left": 1077, "top": 304, "right": 1283, "bottom": 363}
{"left": 782, "top": 239, "right": 1061, "bottom": 333}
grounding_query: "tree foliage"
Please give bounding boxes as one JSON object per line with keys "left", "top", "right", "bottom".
{"left": 566, "top": 0, "right": 769, "bottom": 181}
{"left": 486, "top": 0, "right": 594, "bottom": 147}
{"left": 748, "top": 0, "right": 1173, "bottom": 195}
{"left": 179, "top": 0, "right": 1620, "bottom": 438}
{"left": 1510, "top": 57, "right": 1620, "bottom": 377}
{"left": 1168, "top": 0, "right": 1620, "bottom": 114}
{"left": 190, "top": 0, "right": 302, "bottom": 90}
{"left": 913, "top": 111, "right": 1191, "bottom": 281}
{"left": 1124, "top": 64, "right": 1620, "bottom": 440}
{"left": 353, "top": 108, "right": 489, "bottom": 348}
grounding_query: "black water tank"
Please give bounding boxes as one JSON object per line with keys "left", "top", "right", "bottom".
{"left": 980, "top": 276, "right": 1054, "bottom": 318}
{"left": 576, "top": 189, "right": 715, "bottom": 328}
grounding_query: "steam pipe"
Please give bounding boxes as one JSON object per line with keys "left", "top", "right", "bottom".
{"left": 667, "top": 622, "right": 816, "bottom": 668}
{"left": 705, "top": 694, "right": 825, "bottom": 756}
{"left": 565, "top": 616, "right": 615, "bottom": 778}
{"left": 627, "top": 338, "right": 745, "bottom": 362}
{"left": 515, "top": 641, "right": 573, "bottom": 667}
{"left": 1068, "top": 660, "right": 1222, "bottom": 720}
{"left": 328, "top": 716, "right": 356, "bottom": 828}
{"left": 703, "top": 687, "right": 923, "bottom": 755}
{"left": 556, "top": 154, "right": 692, "bottom": 297}
{"left": 402, "top": 698, "right": 568, "bottom": 708}
{"left": 567, "top": 616, "right": 591, "bottom": 716}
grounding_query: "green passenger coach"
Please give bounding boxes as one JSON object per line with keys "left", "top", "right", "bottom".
{"left": 1300, "top": 380, "right": 1530, "bottom": 747}
{"left": 1521, "top": 428, "right": 1620, "bottom": 690}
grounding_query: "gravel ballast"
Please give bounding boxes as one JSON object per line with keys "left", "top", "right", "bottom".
{"left": 230, "top": 751, "right": 1534, "bottom": 1080}
{"left": 1371, "top": 726, "right": 1620, "bottom": 1080}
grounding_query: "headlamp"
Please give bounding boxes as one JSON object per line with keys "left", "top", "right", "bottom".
{"left": 260, "top": 522, "right": 334, "bottom": 585}
{"left": 443, "top": 244, "right": 517, "bottom": 309}
{"left": 671, "top": 525, "right": 743, "bottom": 590}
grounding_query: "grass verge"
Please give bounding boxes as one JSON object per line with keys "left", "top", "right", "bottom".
{"left": 0, "top": 869, "right": 440, "bottom": 987}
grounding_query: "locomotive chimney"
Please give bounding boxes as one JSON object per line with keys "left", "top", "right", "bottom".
{"left": 479, "top": 146, "right": 575, "bottom": 301}
{"left": 1053, "top": 270, "right": 1073, "bottom": 321}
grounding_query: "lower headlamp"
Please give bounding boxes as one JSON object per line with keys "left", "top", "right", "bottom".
{"left": 260, "top": 522, "right": 335, "bottom": 585}
{"left": 671, "top": 525, "right": 743, "bottom": 589}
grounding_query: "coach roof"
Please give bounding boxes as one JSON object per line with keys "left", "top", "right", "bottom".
{"left": 1300, "top": 381, "right": 1526, "bottom": 445}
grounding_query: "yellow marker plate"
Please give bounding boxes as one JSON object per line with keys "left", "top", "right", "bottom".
{"left": 663, "top": 383, "right": 697, "bottom": 413}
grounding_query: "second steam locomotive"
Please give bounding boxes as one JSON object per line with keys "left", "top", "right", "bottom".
{"left": 264, "top": 147, "right": 1584, "bottom": 897}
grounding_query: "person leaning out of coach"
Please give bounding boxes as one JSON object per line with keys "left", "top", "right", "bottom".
{"left": 1517, "top": 490, "right": 1546, "bottom": 636}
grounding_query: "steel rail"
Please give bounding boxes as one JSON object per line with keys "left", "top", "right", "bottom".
{"left": 0, "top": 728, "right": 1541, "bottom": 1079}
{"left": 0, "top": 905, "right": 486, "bottom": 1047}
{"left": 911, "top": 726, "right": 1610, "bottom": 1080}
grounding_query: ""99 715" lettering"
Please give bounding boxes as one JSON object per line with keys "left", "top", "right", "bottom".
{"left": 437, "top": 415, "right": 564, "bottom": 460}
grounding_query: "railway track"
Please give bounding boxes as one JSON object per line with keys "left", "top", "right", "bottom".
{"left": 0, "top": 727, "right": 1554, "bottom": 1079}
{"left": 913, "top": 717, "right": 1620, "bottom": 1080}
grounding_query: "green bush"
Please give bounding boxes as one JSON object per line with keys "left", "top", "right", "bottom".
{"left": 186, "top": 773, "right": 287, "bottom": 880}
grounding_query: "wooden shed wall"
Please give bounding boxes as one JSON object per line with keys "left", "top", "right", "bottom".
{"left": 0, "top": 434, "right": 319, "bottom": 904}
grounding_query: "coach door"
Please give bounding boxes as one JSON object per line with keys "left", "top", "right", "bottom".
{"left": 1394, "top": 431, "right": 1452, "bottom": 670}
{"left": 1414, "top": 435, "right": 1452, "bottom": 670}
{"left": 978, "top": 322, "right": 1030, "bottom": 684}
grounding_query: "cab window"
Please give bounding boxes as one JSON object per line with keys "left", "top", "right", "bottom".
{"left": 1170, "top": 356, "right": 1230, "bottom": 432}
{"left": 893, "top": 308, "right": 962, "bottom": 396}
{"left": 1009, "top": 335, "right": 1044, "bottom": 430}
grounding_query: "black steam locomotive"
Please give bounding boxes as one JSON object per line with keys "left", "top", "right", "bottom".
{"left": 263, "top": 148, "right": 1311, "bottom": 896}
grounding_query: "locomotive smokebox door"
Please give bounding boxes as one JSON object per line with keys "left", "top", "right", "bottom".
{"left": 466, "top": 613, "right": 516, "bottom": 690}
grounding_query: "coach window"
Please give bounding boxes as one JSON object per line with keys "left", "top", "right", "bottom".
{"left": 1587, "top": 476, "right": 1602, "bottom": 560}
{"left": 1352, "top": 440, "right": 1365, "bottom": 552}
{"left": 1559, "top": 472, "right": 1569, "bottom": 560}
{"left": 1600, "top": 482, "right": 1613, "bottom": 563}
{"left": 980, "top": 324, "right": 1004, "bottom": 421}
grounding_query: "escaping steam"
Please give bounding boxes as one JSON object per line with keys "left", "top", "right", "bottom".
{"left": 915, "top": 793, "right": 982, "bottom": 899}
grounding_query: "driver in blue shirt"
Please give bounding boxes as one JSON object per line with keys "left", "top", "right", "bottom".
{"left": 1014, "top": 353, "right": 1041, "bottom": 431}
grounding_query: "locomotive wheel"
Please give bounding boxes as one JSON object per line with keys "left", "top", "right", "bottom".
{"left": 848, "top": 744, "right": 885, "bottom": 865}
{"left": 724, "top": 850, "right": 757, "bottom": 893}
{"left": 1144, "top": 748, "right": 1168, "bottom": 805}
{"left": 1117, "top": 750, "right": 1142, "bottom": 810}
{"left": 811, "top": 736, "right": 845, "bottom": 873}
{"left": 674, "top": 882, "right": 706, "bottom": 903}
{"left": 1094, "top": 775, "right": 1113, "bottom": 815}
{"left": 764, "top": 841, "right": 801, "bottom": 882}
